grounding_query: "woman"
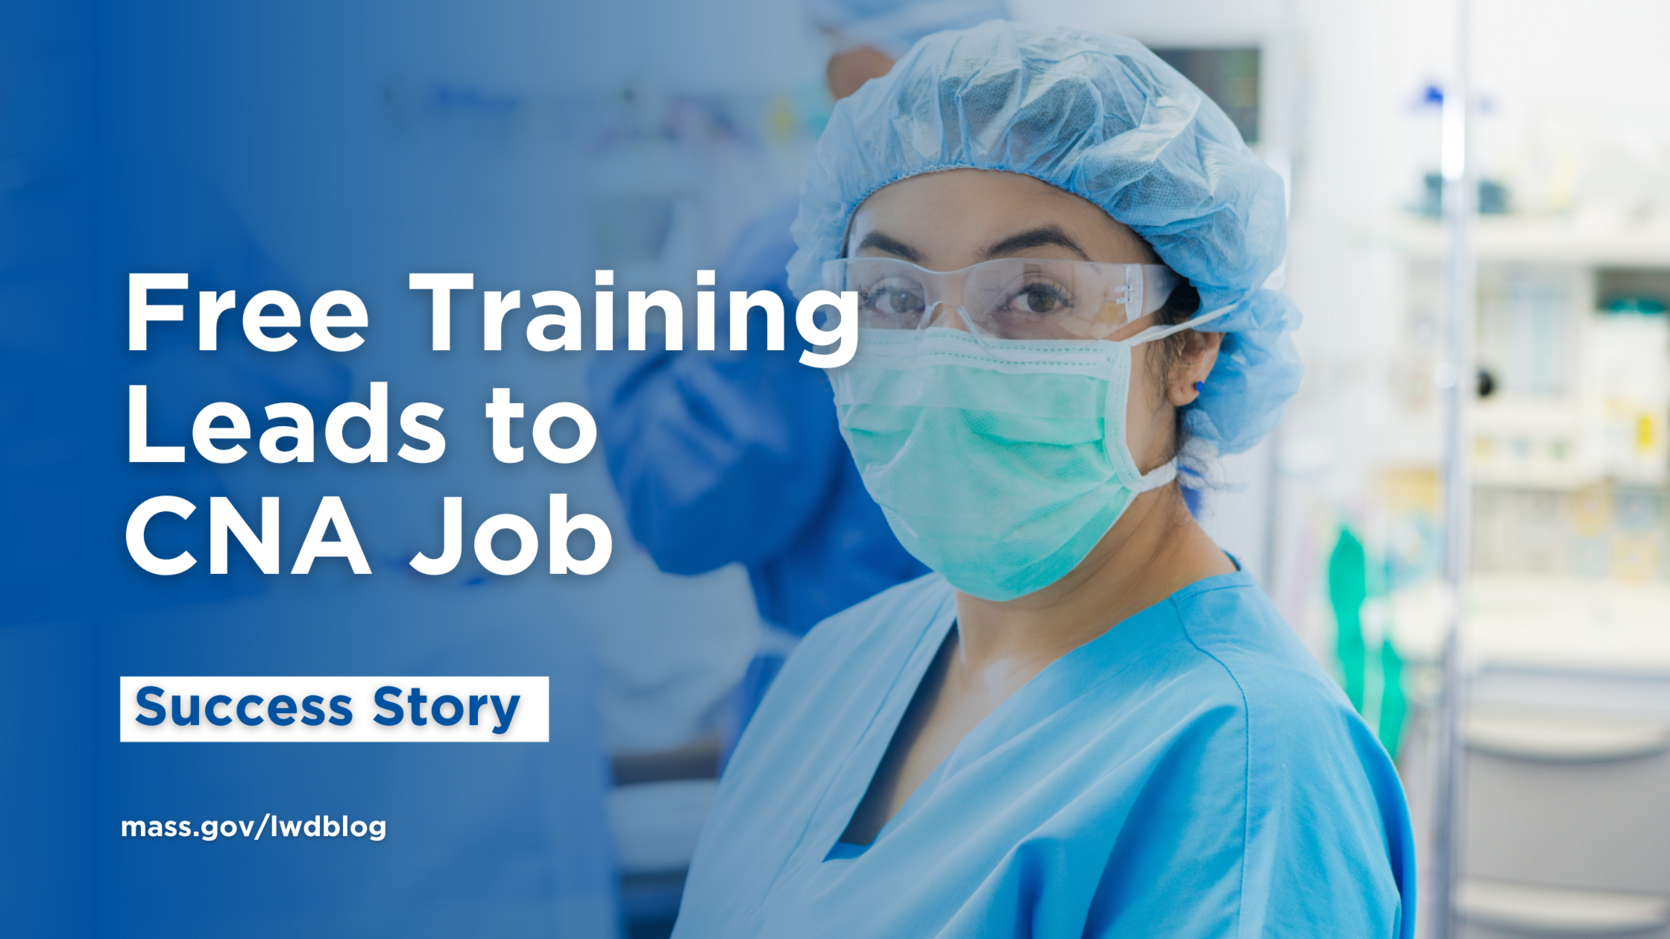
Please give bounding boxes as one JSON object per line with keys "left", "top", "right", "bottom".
{"left": 674, "top": 21, "right": 1414, "bottom": 938}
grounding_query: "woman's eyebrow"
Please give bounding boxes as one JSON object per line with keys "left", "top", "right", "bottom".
{"left": 981, "top": 225, "right": 1091, "bottom": 260}
{"left": 855, "top": 231, "right": 924, "bottom": 263}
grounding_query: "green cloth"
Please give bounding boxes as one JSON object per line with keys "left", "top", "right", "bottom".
{"left": 1326, "top": 526, "right": 1408, "bottom": 758}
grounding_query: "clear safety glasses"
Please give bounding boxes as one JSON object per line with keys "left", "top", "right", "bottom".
{"left": 823, "top": 256, "right": 1181, "bottom": 343}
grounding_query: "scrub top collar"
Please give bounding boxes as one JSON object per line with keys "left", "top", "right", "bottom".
{"left": 815, "top": 570, "right": 1258, "bottom": 865}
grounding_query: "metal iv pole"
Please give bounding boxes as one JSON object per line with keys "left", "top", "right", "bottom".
{"left": 1430, "top": 0, "right": 1475, "bottom": 935}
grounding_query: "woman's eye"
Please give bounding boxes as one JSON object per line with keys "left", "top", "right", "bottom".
{"left": 1012, "top": 283, "right": 1069, "bottom": 315}
{"left": 866, "top": 287, "right": 923, "bottom": 315}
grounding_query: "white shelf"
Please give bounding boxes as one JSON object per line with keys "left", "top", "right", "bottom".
{"left": 1470, "top": 397, "right": 1596, "bottom": 489}
{"left": 1392, "top": 577, "right": 1670, "bottom": 673}
{"left": 1378, "top": 219, "right": 1670, "bottom": 674}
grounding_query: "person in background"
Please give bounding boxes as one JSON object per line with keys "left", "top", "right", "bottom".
{"left": 588, "top": 0, "right": 1008, "bottom": 758}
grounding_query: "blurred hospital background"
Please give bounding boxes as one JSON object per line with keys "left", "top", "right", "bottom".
{"left": 530, "top": 1, "right": 1670, "bottom": 935}
{"left": 36, "top": 0, "right": 1668, "bottom": 935}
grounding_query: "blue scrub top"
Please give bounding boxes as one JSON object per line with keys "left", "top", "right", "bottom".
{"left": 588, "top": 197, "right": 928, "bottom": 636}
{"left": 675, "top": 572, "right": 1416, "bottom": 937}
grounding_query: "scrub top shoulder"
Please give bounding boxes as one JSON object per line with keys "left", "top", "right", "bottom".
{"left": 676, "top": 571, "right": 1416, "bottom": 939}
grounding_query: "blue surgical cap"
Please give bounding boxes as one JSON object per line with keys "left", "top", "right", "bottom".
{"left": 788, "top": 21, "right": 1303, "bottom": 457}
{"left": 805, "top": 0, "right": 1009, "bottom": 58}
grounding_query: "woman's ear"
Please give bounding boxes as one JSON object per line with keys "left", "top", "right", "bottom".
{"left": 1168, "top": 332, "right": 1223, "bottom": 407}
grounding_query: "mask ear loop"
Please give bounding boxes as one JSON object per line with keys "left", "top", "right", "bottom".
{"left": 1131, "top": 454, "right": 1180, "bottom": 493}
{"left": 1102, "top": 341, "right": 1182, "bottom": 492}
{"left": 1114, "top": 302, "right": 1234, "bottom": 348}
{"left": 1103, "top": 301, "right": 1234, "bottom": 491}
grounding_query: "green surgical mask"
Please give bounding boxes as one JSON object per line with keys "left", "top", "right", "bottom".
{"left": 831, "top": 325, "right": 1197, "bottom": 601}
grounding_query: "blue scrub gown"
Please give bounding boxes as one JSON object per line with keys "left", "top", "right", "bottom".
{"left": 674, "top": 572, "right": 1415, "bottom": 937}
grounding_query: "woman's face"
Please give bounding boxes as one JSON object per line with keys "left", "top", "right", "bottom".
{"left": 848, "top": 168, "right": 1215, "bottom": 474}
